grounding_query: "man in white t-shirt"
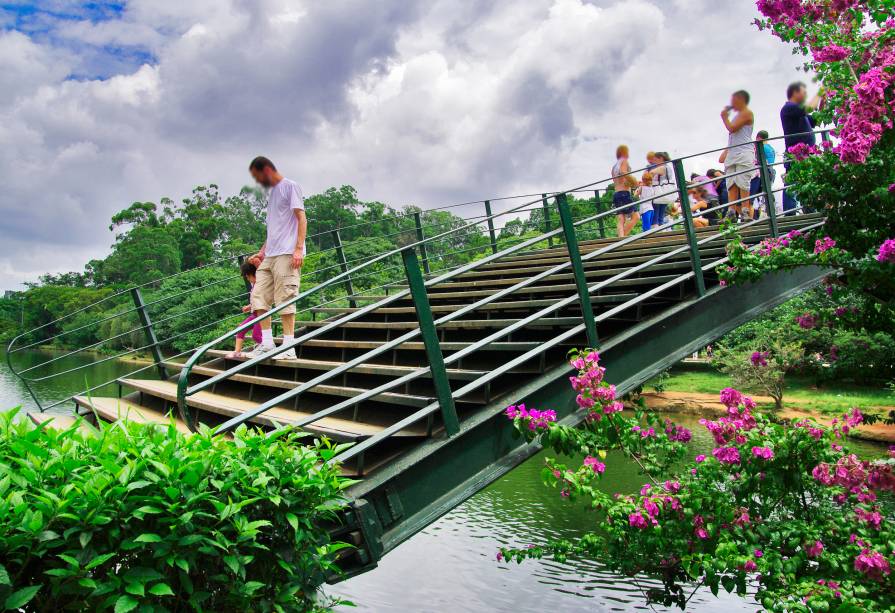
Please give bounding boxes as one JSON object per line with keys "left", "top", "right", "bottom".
{"left": 245, "top": 156, "right": 307, "bottom": 360}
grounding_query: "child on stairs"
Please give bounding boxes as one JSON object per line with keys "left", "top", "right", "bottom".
{"left": 226, "top": 261, "right": 263, "bottom": 358}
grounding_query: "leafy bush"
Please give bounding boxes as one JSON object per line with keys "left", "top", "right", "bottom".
{"left": 499, "top": 350, "right": 895, "bottom": 611}
{"left": 0, "top": 409, "right": 351, "bottom": 612}
{"left": 714, "top": 340, "right": 803, "bottom": 410}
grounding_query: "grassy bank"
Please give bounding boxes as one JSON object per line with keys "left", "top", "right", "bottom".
{"left": 652, "top": 366, "right": 894, "bottom": 414}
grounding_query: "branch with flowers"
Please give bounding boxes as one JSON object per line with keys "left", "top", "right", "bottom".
{"left": 497, "top": 349, "right": 895, "bottom": 611}
{"left": 736, "top": 1, "right": 895, "bottom": 343}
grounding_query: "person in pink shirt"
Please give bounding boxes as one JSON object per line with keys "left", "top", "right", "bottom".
{"left": 227, "top": 261, "right": 263, "bottom": 358}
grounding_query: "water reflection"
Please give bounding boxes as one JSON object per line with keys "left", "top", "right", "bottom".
{"left": 332, "top": 415, "right": 750, "bottom": 612}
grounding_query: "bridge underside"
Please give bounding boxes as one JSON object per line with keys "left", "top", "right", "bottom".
{"left": 341, "top": 265, "right": 828, "bottom": 578}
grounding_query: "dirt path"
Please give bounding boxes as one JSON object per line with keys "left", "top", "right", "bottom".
{"left": 640, "top": 391, "right": 895, "bottom": 444}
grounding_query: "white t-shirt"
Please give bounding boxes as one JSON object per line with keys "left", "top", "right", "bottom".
{"left": 638, "top": 185, "right": 657, "bottom": 215}
{"left": 264, "top": 178, "right": 305, "bottom": 257}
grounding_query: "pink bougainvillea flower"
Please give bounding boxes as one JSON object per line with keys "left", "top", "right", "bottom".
{"left": 877, "top": 239, "right": 895, "bottom": 263}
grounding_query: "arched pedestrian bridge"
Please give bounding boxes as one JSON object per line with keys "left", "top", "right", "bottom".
{"left": 7, "top": 134, "right": 828, "bottom": 580}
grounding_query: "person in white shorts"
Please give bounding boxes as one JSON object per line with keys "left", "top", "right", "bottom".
{"left": 719, "top": 90, "right": 755, "bottom": 221}
{"left": 245, "top": 156, "right": 307, "bottom": 360}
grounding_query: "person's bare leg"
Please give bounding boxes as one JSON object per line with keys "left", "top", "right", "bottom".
{"left": 728, "top": 185, "right": 740, "bottom": 217}
{"left": 617, "top": 215, "right": 626, "bottom": 237}
{"left": 625, "top": 213, "right": 640, "bottom": 235}
{"left": 281, "top": 314, "right": 295, "bottom": 337}
{"left": 255, "top": 309, "right": 270, "bottom": 330}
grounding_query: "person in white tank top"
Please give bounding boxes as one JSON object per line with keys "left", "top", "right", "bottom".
{"left": 720, "top": 90, "right": 755, "bottom": 220}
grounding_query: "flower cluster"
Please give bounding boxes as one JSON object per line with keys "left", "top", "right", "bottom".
{"left": 812, "top": 43, "right": 850, "bottom": 63}
{"left": 854, "top": 549, "right": 891, "bottom": 580}
{"left": 795, "top": 312, "right": 818, "bottom": 329}
{"left": 877, "top": 238, "right": 895, "bottom": 263}
{"left": 699, "top": 388, "right": 757, "bottom": 445}
{"left": 583, "top": 456, "right": 606, "bottom": 474}
{"left": 505, "top": 404, "right": 557, "bottom": 431}
{"left": 750, "top": 351, "right": 769, "bottom": 367}
{"left": 664, "top": 419, "right": 692, "bottom": 443}
{"left": 814, "top": 236, "right": 836, "bottom": 254}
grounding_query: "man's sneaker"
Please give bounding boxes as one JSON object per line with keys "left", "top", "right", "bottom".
{"left": 276, "top": 348, "right": 297, "bottom": 361}
{"left": 244, "top": 343, "right": 277, "bottom": 360}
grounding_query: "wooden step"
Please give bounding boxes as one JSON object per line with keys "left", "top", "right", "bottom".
{"left": 422, "top": 275, "right": 680, "bottom": 300}
{"left": 118, "top": 379, "right": 427, "bottom": 441}
{"left": 73, "top": 395, "right": 194, "bottom": 434}
{"left": 297, "top": 316, "right": 583, "bottom": 331}
{"left": 27, "top": 412, "right": 92, "bottom": 434}
{"left": 310, "top": 293, "right": 635, "bottom": 316}
{"left": 165, "top": 362, "right": 435, "bottom": 408}
{"left": 273, "top": 339, "right": 551, "bottom": 352}
{"left": 206, "top": 350, "right": 488, "bottom": 379}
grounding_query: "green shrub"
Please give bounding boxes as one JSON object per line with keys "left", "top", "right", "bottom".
{"left": 0, "top": 409, "right": 352, "bottom": 612}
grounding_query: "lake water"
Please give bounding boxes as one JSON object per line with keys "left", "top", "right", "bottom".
{"left": 1, "top": 349, "right": 885, "bottom": 612}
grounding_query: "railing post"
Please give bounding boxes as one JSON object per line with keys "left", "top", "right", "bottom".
{"left": 671, "top": 159, "right": 706, "bottom": 297}
{"left": 541, "top": 193, "right": 554, "bottom": 247}
{"left": 401, "top": 248, "right": 460, "bottom": 436}
{"left": 413, "top": 212, "right": 431, "bottom": 275}
{"left": 130, "top": 288, "right": 168, "bottom": 380}
{"left": 594, "top": 190, "right": 606, "bottom": 238}
{"left": 556, "top": 194, "right": 599, "bottom": 348}
{"left": 331, "top": 230, "right": 357, "bottom": 308}
{"left": 755, "top": 142, "right": 779, "bottom": 238}
{"left": 484, "top": 200, "right": 498, "bottom": 255}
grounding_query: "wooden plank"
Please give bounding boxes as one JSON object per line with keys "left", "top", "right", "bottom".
{"left": 205, "top": 350, "right": 487, "bottom": 379}
{"left": 27, "top": 412, "right": 92, "bottom": 433}
{"left": 118, "top": 379, "right": 427, "bottom": 440}
{"left": 310, "top": 293, "right": 634, "bottom": 316}
{"left": 272, "top": 339, "right": 549, "bottom": 352}
{"left": 73, "top": 396, "right": 194, "bottom": 434}
{"left": 297, "top": 316, "right": 583, "bottom": 331}
{"left": 165, "top": 362, "right": 435, "bottom": 408}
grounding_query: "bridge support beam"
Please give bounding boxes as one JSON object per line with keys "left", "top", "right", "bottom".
{"left": 556, "top": 193, "right": 599, "bottom": 348}
{"left": 484, "top": 200, "right": 498, "bottom": 255}
{"left": 401, "top": 247, "right": 460, "bottom": 436}
{"left": 755, "top": 142, "right": 779, "bottom": 238}
{"left": 332, "top": 230, "right": 357, "bottom": 308}
{"left": 130, "top": 288, "right": 168, "bottom": 381}
{"left": 673, "top": 159, "right": 706, "bottom": 297}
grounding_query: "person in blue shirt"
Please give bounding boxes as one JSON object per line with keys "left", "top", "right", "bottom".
{"left": 748, "top": 130, "right": 777, "bottom": 219}
{"left": 780, "top": 82, "right": 823, "bottom": 215}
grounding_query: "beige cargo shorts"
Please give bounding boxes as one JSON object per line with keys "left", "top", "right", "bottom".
{"left": 251, "top": 254, "right": 301, "bottom": 315}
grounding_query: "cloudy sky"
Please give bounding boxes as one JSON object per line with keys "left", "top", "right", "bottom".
{"left": 0, "top": 0, "right": 810, "bottom": 291}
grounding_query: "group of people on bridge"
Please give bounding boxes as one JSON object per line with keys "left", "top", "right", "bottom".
{"left": 225, "top": 81, "right": 824, "bottom": 357}
{"left": 610, "top": 81, "right": 823, "bottom": 237}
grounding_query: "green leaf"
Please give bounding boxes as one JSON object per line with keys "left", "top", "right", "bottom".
{"left": 114, "top": 594, "right": 140, "bottom": 613}
{"left": 285, "top": 513, "right": 298, "bottom": 533}
{"left": 148, "top": 583, "right": 174, "bottom": 597}
{"left": 125, "top": 582, "right": 145, "bottom": 597}
{"left": 0, "top": 564, "right": 9, "bottom": 586}
{"left": 4, "top": 585, "right": 41, "bottom": 610}
{"left": 85, "top": 552, "right": 116, "bottom": 570}
{"left": 134, "top": 533, "right": 162, "bottom": 543}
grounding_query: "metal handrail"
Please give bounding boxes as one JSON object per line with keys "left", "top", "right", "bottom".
{"left": 204, "top": 182, "right": 806, "bottom": 434}
{"left": 329, "top": 205, "right": 821, "bottom": 466}
{"left": 191, "top": 129, "right": 823, "bottom": 435}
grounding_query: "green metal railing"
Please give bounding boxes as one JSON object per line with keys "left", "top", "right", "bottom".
{"left": 5, "top": 179, "right": 619, "bottom": 412}
{"left": 7, "top": 129, "right": 826, "bottom": 434}
{"left": 174, "top": 130, "right": 827, "bottom": 445}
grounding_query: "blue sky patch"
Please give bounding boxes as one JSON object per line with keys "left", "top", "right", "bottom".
{"left": 2, "top": 1, "right": 155, "bottom": 79}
